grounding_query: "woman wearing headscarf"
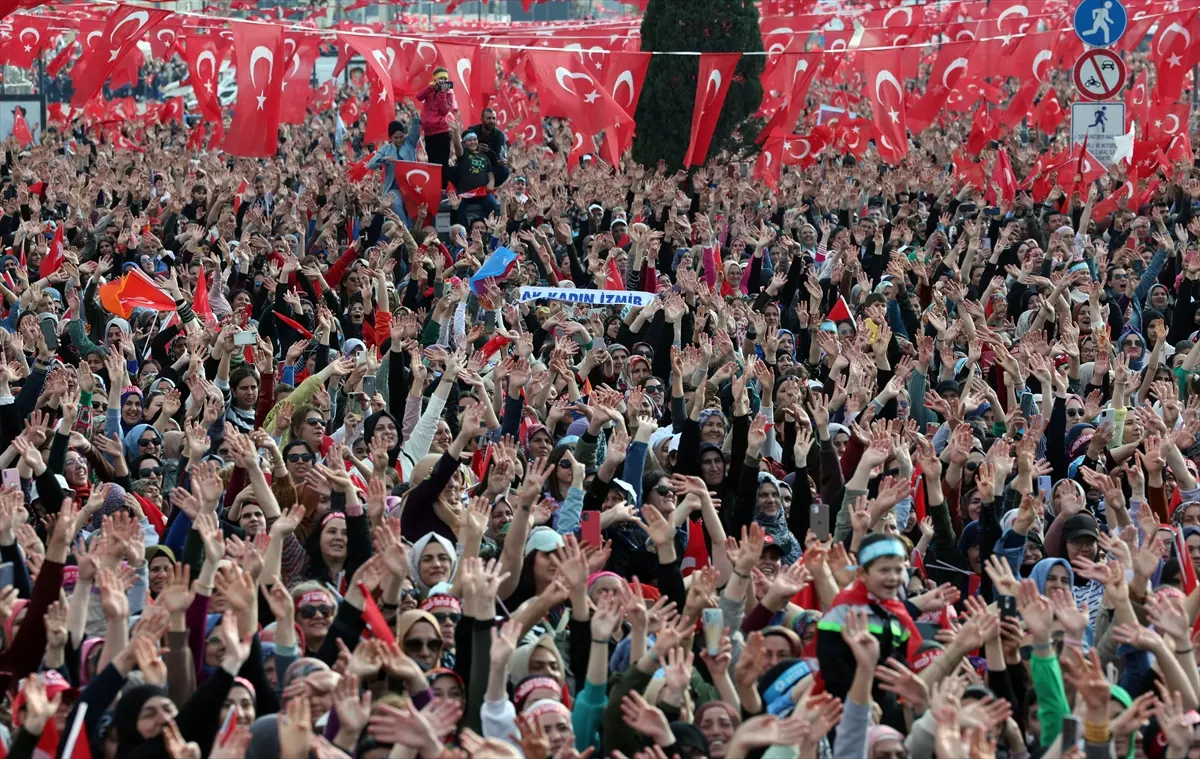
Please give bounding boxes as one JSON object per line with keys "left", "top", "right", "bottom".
{"left": 60, "top": 615, "right": 252, "bottom": 759}
{"left": 409, "top": 532, "right": 458, "bottom": 597}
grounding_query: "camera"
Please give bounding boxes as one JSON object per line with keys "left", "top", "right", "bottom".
{"left": 438, "top": 80, "right": 454, "bottom": 91}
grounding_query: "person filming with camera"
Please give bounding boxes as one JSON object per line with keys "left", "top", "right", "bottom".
{"left": 416, "top": 67, "right": 458, "bottom": 183}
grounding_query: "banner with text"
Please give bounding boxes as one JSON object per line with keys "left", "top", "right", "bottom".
{"left": 517, "top": 287, "right": 655, "bottom": 307}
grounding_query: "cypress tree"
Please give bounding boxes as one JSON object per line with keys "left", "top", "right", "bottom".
{"left": 631, "top": 0, "right": 765, "bottom": 171}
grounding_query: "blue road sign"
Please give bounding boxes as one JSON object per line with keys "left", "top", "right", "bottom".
{"left": 1074, "top": 0, "right": 1128, "bottom": 48}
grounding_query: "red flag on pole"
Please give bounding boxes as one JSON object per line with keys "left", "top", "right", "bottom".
{"left": 70, "top": 5, "right": 171, "bottom": 107}
{"left": 10, "top": 108, "right": 33, "bottom": 147}
{"left": 524, "top": 48, "right": 632, "bottom": 135}
{"left": 280, "top": 32, "right": 319, "bottom": 125}
{"left": 6, "top": 15, "right": 53, "bottom": 69}
{"left": 990, "top": 147, "right": 1017, "bottom": 207}
{"left": 192, "top": 268, "right": 216, "bottom": 327}
{"left": 1034, "top": 89, "right": 1065, "bottom": 134}
{"left": 682, "top": 53, "right": 740, "bottom": 167}
{"left": 392, "top": 161, "right": 442, "bottom": 219}
{"left": 224, "top": 20, "right": 285, "bottom": 158}
{"left": 183, "top": 35, "right": 225, "bottom": 123}
{"left": 338, "top": 33, "right": 397, "bottom": 146}
{"left": 861, "top": 47, "right": 908, "bottom": 164}
{"left": 753, "top": 133, "right": 783, "bottom": 191}
{"left": 359, "top": 582, "right": 397, "bottom": 646}
{"left": 603, "top": 257, "right": 625, "bottom": 291}
{"left": 40, "top": 223, "right": 64, "bottom": 279}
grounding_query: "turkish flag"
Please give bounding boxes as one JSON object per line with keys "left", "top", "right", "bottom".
{"left": 224, "top": 20, "right": 285, "bottom": 158}
{"left": 46, "top": 41, "right": 77, "bottom": 78}
{"left": 783, "top": 128, "right": 830, "bottom": 167}
{"left": 310, "top": 79, "right": 336, "bottom": 114}
{"left": 1127, "top": 68, "right": 1150, "bottom": 133}
{"left": 1093, "top": 168, "right": 1138, "bottom": 219}
{"left": 1167, "top": 132, "right": 1194, "bottom": 165}
{"left": 953, "top": 151, "right": 987, "bottom": 191}
{"left": 6, "top": 15, "right": 53, "bottom": 69}
{"left": 339, "top": 96, "right": 362, "bottom": 126}
{"left": 1147, "top": 98, "right": 1188, "bottom": 142}
{"left": 70, "top": 5, "right": 172, "bottom": 107}
{"left": 967, "top": 103, "right": 998, "bottom": 155}
{"left": 753, "top": 133, "right": 783, "bottom": 190}
{"left": 513, "top": 112, "right": 543, "bottom": 146}
{"left": 330, "top": 36, "right": 354, "bottom": 79}
{"left": 1010, "top": 29, "right": 1059, "bottom": 86}
{"left": 405, "top": 39, "right": 442, "bottom": 92}
{"left": 158, "top": 97, "right": 184, "bottom": 125}
{"left": 280, "top": 32, "right": 319, "bottom": 124}
{"left": 184, "top": 35, "right": 224, "bottom": 123}
{"left": 437, "top": 42, "right": 483, "bottom": 129}
{"left": 40, "top": 223, "right": 64, "bottom": 279}
{"left": 99, "top": 268, "right": 176, "bottom": 319}
{"left": 393, "top": 161, "right": 442, "bottom": 219}
{"left": 147, "top": 19, "right": 180, "bottom": 61}
{"left": 186, "top": 122, "right": 207, "bottom": 151}
{"left": 1034, "top": 89, "right": 1065, "bottom": 135}
{"left": 566, "top": 129, "right": 594, "bottom": 173}
{"left": 998, "top": 78, "right": 1039, "bottom": 133}
{"left": 908, "top": 40, "right": 974, "bottom": 133}
{"left": 108, "top": 46, "right": 144, "bottom": 92}
{"left": 338, "top": 33, "right": 397, "bottom": 146}
{"left": 1151, "top": 12, "right": 1199, "bottom": 101}
{"left": 835, "top": 118, "right": 873, "bottom": 158}
{"left": 757, "top": 51, "right": 820, "bottom": 142}
{"left": 192, "top": 268, "right": 215, "bottom": 326}
{"left": 601, "top": 50, "right": 651, "bottom": 119}
{"left": 682, "top": 53, "right": 740, "bottom": 167}
{"left": 525, "top": 48, "right": 632, "bottom": 136}
{"left": 861, "top": 47, "right": 908, "bottom": 164}
{"left": 990, "top": 147, "right": 1017, "bottom": 206}
{"left": 10, "top": 108, "right": 33, "bottom": 147}
{"left": 111, "top": 130, "right": 143, "bottom": 153}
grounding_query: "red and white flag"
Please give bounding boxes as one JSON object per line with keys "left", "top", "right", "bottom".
{"left": 393, "top": 161, "right": 442, "bottom": 219}
{"left": 70, "top": 5, "right": 172, "bottom": 107}
{"left": 5, "top": 14, "right": 53, "bottom": 69}
{"left": 861, "top": 48, "right": 908, "bottom": 164}
{"left": 40, "top": 223, "right": 64, "bottom": 278}
{"left": 990, "top": 147, "right": 1017, "bottom": 206}
{"left": 10, "top": 108, "right": 33, "bottom": 147}
{"left": 279, "top": 32, "right": 319, "bottom": 125}
{"left": 147, "top": 19, "right": 181, "bottom": 61}
{"left": 525, "top": 48, "right": 632, "bottom": 136}
{"left": 437, "top": 42, "right": 483, "bottom": 129}
{"left": 338, "top": 33, "right": 397, "bottom": 146}
{"left": 1150, "top": 12, "right": 1199, "bottom": 102}
{"left": 339, "top": 96, "right": 362, "bottom": 126}
{"left": 753, "top": 133, "right": 783, "bottom": 190}
{"left": 600, "top": 50, "right": 651, "bottom": 119}
{"left": 682, "top": 53, "right": 740, "bottom": 167}
{"left": 183, "top": 35, "right": 224, "bottom": 123}
{"left": 1034, "top": 89, "right": 1064, "bottom": 135}
{"left": 224, "top": 20, "right": 285, "bottom": 158}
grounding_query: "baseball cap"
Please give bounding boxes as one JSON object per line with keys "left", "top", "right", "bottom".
{"left": 1062, "top": 513, "right": 1099, "bottom": 542}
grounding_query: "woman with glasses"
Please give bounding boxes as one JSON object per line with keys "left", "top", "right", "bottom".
{"left": 419, "top": 594, "right": 460, "bottom": 668}
{"left": 395, "top": 609, "right": 443, "bottom": 671}
{"left": 290, "top": 582, "right": 338, "bottom": 658}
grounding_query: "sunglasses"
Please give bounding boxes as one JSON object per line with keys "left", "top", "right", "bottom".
{"left": 304, "top": 418, "right": 324, "bottom": 427}
{"left": 287, "top": 452, "right": 316, "bottom": 464}
{"left": 1066, "top": 408, "right": 1085, "bottom": 418}
{"left": 404, "top": 637, "right": 443, "bottom": 655}
{"left": 139, "top": 467, "right": 163, "bottom": 478}
{"left": 400, "top": 589, "right": 421, "bottom": 602}
{"left": 138, "top": 437, "right": 162, "bottom": 448}
{"left": 433, "top": 612, "right": 461, "bottom": 625}
{"left": 298, "top": 604, "right": 334, "bottom": 619}
{"left": 92, "top": 402, "right": 107, "bottom": 410}
{"left": 557, "top": 459, "right": 573, "bottom": 469}
{"left": 644, "top": 384, "right": 664, "bottom": 393}
{"left": 654, "top": 484, "right": 672, "bottom": 496}
{"left": 1122, "top": 339, "right": 1143, "bottom": 348}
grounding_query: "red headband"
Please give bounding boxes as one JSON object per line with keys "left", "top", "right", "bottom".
{"left": 514, "top": 676, "right": 561, "bottom": 707}
{"left": 296, "top": 590, "right": 332, "bottom": 609}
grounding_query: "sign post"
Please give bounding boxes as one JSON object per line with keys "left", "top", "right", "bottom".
{"left": 1071, "top": 101, "right": 1126, "bottom": 167}
{"left": 1072, "top": 48, "right": 1127, "bottom": 100}
{"left": 1073, "top": 0, "right": 1128, "bottom": 48}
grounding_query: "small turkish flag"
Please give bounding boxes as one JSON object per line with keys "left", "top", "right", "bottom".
{"left": 338, "top": 33, "right": 397, "bottom": 146}
{"left": 40, "top": 223, "right": 64, "bottom": 279}
{"left": 753, "top": 133, "right": 783, "bottom": 190}
{"left": 825, "top": 296, "right": 856, "bottom": 330}
{"left": 70, "top": 4, "right": 172, "bottom": 107}
{"left": 1034, "top": 89, "right": 1064, "bottom": 135}
{"left": 861, "top": 47, "right": 909, "bottom": 164}
{"left": 393, "top": 161, "right": 442, "bottom": 219}
{"left": 683, "top": 53, "right": 740, "bottom": 167}
{"left": 10, "top": 107, "right": 33, "bottom": 147}
{"left": 990, "top": 147, "right": 1017, "bottom": 206}
{"left": 339, "top": 96, "right": 362, "bottom": 126}
{"left": 525, "top": 48, "right": 632, "bottom": 136}
{"left": 186, "top": 122, "right": 207, "bottom": 151}
{"left": 603, "top": 257, "right": 625, "bottom": 291}
{"left": 224, "top": 20, "right": 285, "bottom": 158}
{"left": 280, "top": 32, "right": 319, "bottom": 125}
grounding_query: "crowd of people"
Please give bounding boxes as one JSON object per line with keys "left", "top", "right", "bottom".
{"left": 0, "top": 18, "right": 1199, "bottom": 759}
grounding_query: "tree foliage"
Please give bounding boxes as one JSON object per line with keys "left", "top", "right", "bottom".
{"left": 631, "top": 0, "right": 765, "bottom": 171}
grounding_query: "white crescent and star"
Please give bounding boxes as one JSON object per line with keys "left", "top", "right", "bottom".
{"left": 196, "top": 50, "right": 216, "bottom": 93}
{"left": 704, "top": 69, "right": 722, "bottom": 107}
{"left": 941, "top": 58, "right": 968, "bottom": 89}
{"left": 883, "top": 7, "right": 912, "bottom": 27}
{"left": 874, "top": 69, "right": 903, "bottom": 123}
{"left": 405, "top": 169, "right": 430, "bottom": 189}
{"left": 19, "top": 27, "right": 39, "bottom": 52}
{"left": 457, "top": 57, "right": 472, "bottom": 92}
{"left": 110, "top": 11, "right": 149, "bottom": 47}
{"left": 554, "top": 66, "right": 594, "bottom": 97}
{"left": 1033, "top": 50, "right": 1052, "bottom": 82}
{"left": 249, "top": 45, "right": 275, "bottom": 109}
{"left": 1164, "top": 114, "right": 1181, "bottom": 133}
{"left": 613, "top": 70, "right": 635, "bottom": 108}
{"left": 766, "top": 27, "right": 794, "bottom": 56}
